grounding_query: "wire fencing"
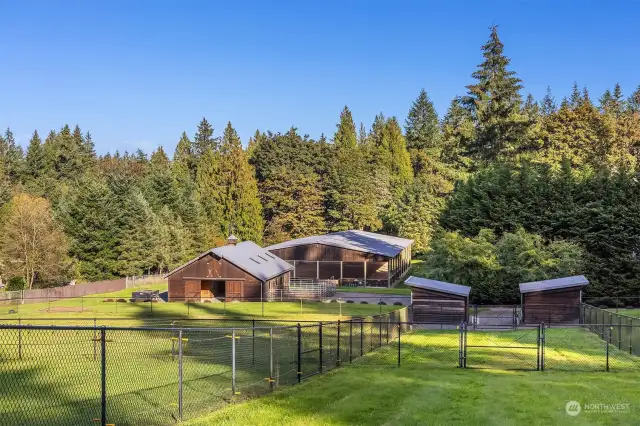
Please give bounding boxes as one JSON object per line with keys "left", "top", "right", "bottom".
{"left": 1, "top": 313, "right": 640, "bottom": 425}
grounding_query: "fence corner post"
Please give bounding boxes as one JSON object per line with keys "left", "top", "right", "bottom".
{"left": 319, "top": 321, "right": 323, "bottom": 374}
{"left": 269, "top": 328, "right": 275, "bottom": 391}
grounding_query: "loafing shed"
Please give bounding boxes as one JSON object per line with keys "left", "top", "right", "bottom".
{"left": 165, "top": 239, "right": 293, "bottom": 302}
{"left": 266, "top": 230, "right": 413, "bottom": 287}
{"left": 519, "top": 275, "right": 589, "bottom": 324}
{"left": 405, "top": 276, "right": 471, "bottom": 324}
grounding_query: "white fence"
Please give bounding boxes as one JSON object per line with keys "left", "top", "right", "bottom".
{"left": 267, "top": 279, "right": 337, "bottom": 301}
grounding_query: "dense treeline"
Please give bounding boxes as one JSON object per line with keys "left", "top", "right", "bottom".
{"left": 1, "top": 26, "right": 640, "bottom": 300}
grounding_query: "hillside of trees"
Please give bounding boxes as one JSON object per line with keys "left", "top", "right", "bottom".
{"left": 1, "top": 26, "right": 640, "bottom": 301}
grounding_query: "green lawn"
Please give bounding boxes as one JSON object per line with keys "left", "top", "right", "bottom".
{"left": 607, "top": 308, "right": 640, "bottom": 318}
{"left": 1, "top": 322, "right": 638, "bottom": 426}
{"left": 0, "top": 283, "right": 399, "bottom": 325}
{"left": 187, "top": 327, "right": 640, "bottom": 426}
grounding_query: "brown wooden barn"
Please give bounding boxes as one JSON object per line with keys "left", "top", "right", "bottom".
{"left": 405, "top": 276, "right": 470, "bottom": 324}
{"left": 519, "top": 275, "right": 589, "bottom": 324}
{"left": 165, "top": 238, "right": 293, "bottom": 302}
{"left": 265, "top": 230, "right": 413, "bottom": 287}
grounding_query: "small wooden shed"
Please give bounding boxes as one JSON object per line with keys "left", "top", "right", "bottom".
{"left": 519, "top": 275, "right": 589, "bottom": 324}
{"left": 405, "top": 276, "right": 471, "bottom": 324}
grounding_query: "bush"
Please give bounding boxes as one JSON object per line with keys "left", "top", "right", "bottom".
{"left": 378, "top": 301, "right": 387, "bottom": 305}
{"left": 6, "top": 276, "right": 26, "bottom": 291}
{"left": 346, "top": 300, "right": 355, "bottom": 304}
{"left": 103, "top": 298, "right": 114, "bottom": 302}
{"left": 360, "top": 301, "right": 368, "bottom": 304}
{"left": 393, "top": 302, "right": 403, "bottom": 306}
{"left": 116, "top": 298, "right": 127, "bottom": 303}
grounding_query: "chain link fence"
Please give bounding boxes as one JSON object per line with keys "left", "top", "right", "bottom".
{"left": 2, "top": 307, "right": 640, "bottom": 425}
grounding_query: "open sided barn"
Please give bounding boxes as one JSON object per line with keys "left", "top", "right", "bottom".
{"left": 266, "top": 230, "right": 413, "bottom": 287}
{"left": 166, "top": 238, "right": 293, "bottom": 302}
{"left": 405, "top": 276, "right": 470, "bottom": 323}
{"left": 519, "top": 275, "right": 589, "bottom": 324}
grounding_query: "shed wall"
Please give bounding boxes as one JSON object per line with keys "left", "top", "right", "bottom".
{"left": 522, "top": 287, "right": 582, "bottom": 323}
{"left": 411, "top": 287, "right": 468, "bottom": 324}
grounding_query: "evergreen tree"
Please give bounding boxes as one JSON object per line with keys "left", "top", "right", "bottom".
{"left": 145, "top": 147, "right": 180, "bottom": 212}
{"left": 463, "top": 26, "right": 528, "bottom": 162}
{"left": 217, "top": 122, "right": 264, "bottom": 242}
{"left": 405, "top": 89, "right": 441, "bottom": 150}
{"left": 196, "top": 147, "right": 225, "bottom": 235}
{"left": 540, "top": 87, "right": 557, "bottom": 116}
{"left": 24, "top": 131, "right": 45, "bottom": 194}
{"left": 440, "top": 97, "right": 475, "bottom": 168}
{"left": 173, "top": 131, "right": 196, "bottom": 181}
{"left": 261, "top": 166, "right": 326, "bottom": 244}
{"left": 0, "top": 128, "right": 24, "bottom": 183}
{"left": 117, "top": 191, "right": 156, "bottom": 276}
{"left": 334, "top": 106, "right": 358, "bottom": 150}
{"left": 193, "top": 117, "right": 217, "bottom": 158}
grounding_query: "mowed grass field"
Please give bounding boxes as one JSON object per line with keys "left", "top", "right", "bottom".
{"left": 188, "top": 327, "right": 640, "bottom": 426}
{"left": 0, "top": 283, "right": 399, "bottom": 325}
{"left": 1, "top": 322, "right": 639, "bottom": 426}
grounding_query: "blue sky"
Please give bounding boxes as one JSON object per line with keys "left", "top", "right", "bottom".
{"left": 1, "top": 0, "right": 639, "bottom": 155}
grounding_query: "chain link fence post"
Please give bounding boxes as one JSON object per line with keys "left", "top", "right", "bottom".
{"left": 297, "top": 323, "right": 302, "bottom": 383}
{"left": 630, "top": 318, "right": 634, "bottom": 355}
{"left": 336, "top": 320, "right": 341, "bottom": 367}
{"left": 100, "top": 327, "right": 107, "bottom": 426}
{"left": 231, "top": 329, "right": 236, "bottom": 394}
{"left": 537, "top": 324, "right": 541, "bottom": 371}
{"left": 541, "top": 322, "right": 545, "bottom": 371}
{"left": 252, "top": 319, "right": 256, "bottom": 367}
{"left": 178, "top": 329, "right": 183, "bottom": 422}
{"left": 93, "top": 318, "right": 97, "bottom": 361}
{"left": 360, "top": 319, "right": 364, "bottom": 357}
{"left": 606, "top": 327, "right": 611, "bottom": 372}
{"left": 319, "top": 322, "right": 323, "bottom": 373}
{"left": 269, "top": 328, "right": 275, "bottom": 391}
{"left": 397, "top": 322, "right": 401, "bottom": 367}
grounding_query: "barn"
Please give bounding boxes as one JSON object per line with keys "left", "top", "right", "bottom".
{"left": 265, "top": 230, "right": 413, "bottom": 287}
{"left": 519, "top": 275, "right": 589, "bottom": 324}
{"left": 405, "top": 276, "right": 470, "bottom": 324}
{"left": 165, "top": 237, "right": 293, "bottom": 302}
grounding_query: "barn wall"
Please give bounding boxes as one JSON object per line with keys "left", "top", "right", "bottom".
{"left": 411, "top": 287, "right": 468, "bottom": 324}
{"left": 167, "top": 254, "right": 290, "bottom": 301}
{"left": 522, "top": 287, "right": 582, "bottom": 323}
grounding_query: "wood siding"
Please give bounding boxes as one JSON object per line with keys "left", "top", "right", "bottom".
{"left": 271, "top": 241, "right": 412, "bottom": 287}
{"left": 411, "top": 287, "right": 468, "bottom": 324}
{"left": 522, "top": 287, "right": 582, "bottom": 324}
{"left": 167, "top": 252, "right": 289, "bottom": 301}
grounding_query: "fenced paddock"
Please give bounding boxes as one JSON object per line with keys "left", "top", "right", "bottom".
{"left": 1, "top": 311, "right": 640, "bottom": 425}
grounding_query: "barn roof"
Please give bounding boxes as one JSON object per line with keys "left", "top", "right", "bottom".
{"left": 519, "top": 275, "right": 589, "bottom": 294}
{"left": 165, "top": 241, "right": 293, "bottom": 282}
{"left": 265, "top": 230, "right": 413, "bottom": 257}
{"left": 404, "top": 276, "right": 471, "bottom": 297}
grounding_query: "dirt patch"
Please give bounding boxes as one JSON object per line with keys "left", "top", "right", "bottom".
{"left": 40, "top": 307, "right": 90, "bottom": 313}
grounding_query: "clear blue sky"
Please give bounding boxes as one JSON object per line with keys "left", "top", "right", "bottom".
{"left": 1, "top": 1, "right": 639, "bottom": 156}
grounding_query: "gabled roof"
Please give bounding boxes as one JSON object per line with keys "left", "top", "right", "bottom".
{"left": 519, "top": 275, "right": 589, "bottom": 294}
{"left": 165, "top": 241, "right": 293, "bottom": 282}
{"left": 404, "top": 276, "right": 471, "bottom": 297}
{"left": 265, "top": 230, "right": 414, "bottom": 258}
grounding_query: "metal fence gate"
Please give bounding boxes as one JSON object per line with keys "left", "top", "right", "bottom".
{"left": 461, "top": 324, "right": 542, "bottom": 370}
{"left": 469, "top": 305, "right": 521, "bottom": 329}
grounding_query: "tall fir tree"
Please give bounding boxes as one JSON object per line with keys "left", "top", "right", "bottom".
{"left": 0, "top": 128, "right": 24, "bottom": 183}
{"left": 540, "top": 87, "right": 557, "bottom": 116}
{"left": 24, "top": 130, "right": 45, "bottom": 194}
{"left": 405, "top": 89, "right": 441, "bottom": 151}
{"left": 218, "top": 122, "right": 264, "bottom": 242}
{"left": 463, "top": 26, "right": 528, "bottom": 162}
{"left": 193, "top": 117, "right": 217, "bottom": 158}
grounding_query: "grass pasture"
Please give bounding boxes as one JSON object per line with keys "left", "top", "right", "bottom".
{"left": 188, "top": 327, "right": 640, "bottom": 426}
{"left": 1, "top": 322, "right": 638, "bottom": 426}
{"left": 0, "top": 284, "right": 399, "bottom": 325}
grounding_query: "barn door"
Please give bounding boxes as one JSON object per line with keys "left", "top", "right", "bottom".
{"left": 225, "top": 281, "right": 243, "bottom": 301}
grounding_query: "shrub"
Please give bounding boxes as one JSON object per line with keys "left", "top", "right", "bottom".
{"left": 116, "top": 298, "right": 127, "bottom": 303}
{"left": 393, "top": 302, "right": 403, "bottom": 306}
{"left": 360, "top": 301, "right": 368, "bottom": 304}
{"left": 346, "top": 300, "right": 355, "bottom": 304}
{"left": 103, "top": 298, "right": 114, "bottom": 302}
{"left": 378, "top": 301, "right": 387, "bottom": 305}
{"left": 6, "top": 276, "right": 26, "bottom": 291}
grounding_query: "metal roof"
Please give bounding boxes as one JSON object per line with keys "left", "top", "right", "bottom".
{"left": 165, "top": 241, "right": 293, "bottom": 282}
{"left": 265, "top": 230, "right": 414, "bottom": 257}
{"left": 519, "top": 275, "right": 589, "bottom": 294}
{"left": 404, "top": 276, "right": 471, "bottom": 297}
